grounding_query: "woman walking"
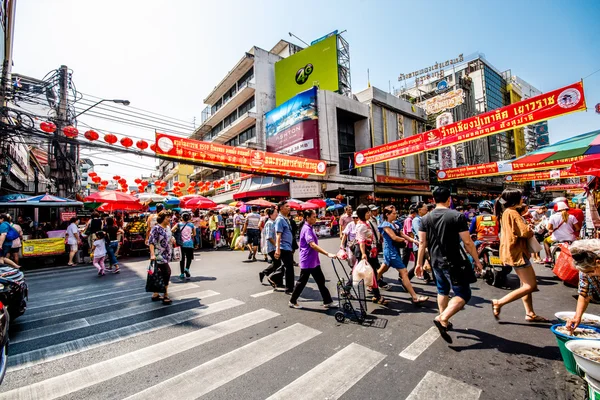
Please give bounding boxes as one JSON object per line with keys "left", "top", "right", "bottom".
{"left": 149, "top": 210, "right": 175, "bottom": 304}
{"left": 354, "top": 205, "right": 388, "bottom": 305}
{"left": 491, "top": 189, "right": 548, "bottom": 322}
{"left": 289, "top": 209, "right": 338, "bottom": 309}
{"left": 543, "top": 202, "right": 581, "bottom": 263}
{"left": 91, "top": 231, "right": 107, "bottom": 276}
{"left": 378, "top": 206, "right": 428, "bottom": 304}
{"left": 173, "top": 212, "right": 196, "bottom": 280}
{"left": 104, "top": 217, "right": 124, "bottom": 274}
{"left": 66, "top": 217, "right": 80, "bottom": 266}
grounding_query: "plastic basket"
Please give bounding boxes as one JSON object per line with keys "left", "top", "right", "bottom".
{"left": 551, "top": 324, "right": 600, "bottom": 375}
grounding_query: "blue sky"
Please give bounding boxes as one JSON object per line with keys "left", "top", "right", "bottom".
{"left": 12, "top": 0, "right": 600, "bottom": 179}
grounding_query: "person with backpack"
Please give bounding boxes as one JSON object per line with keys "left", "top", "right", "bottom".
{"left": 0, "top": 214, "right": 18, "bottom": 259}
{"left": 172, "top": 212, "right": 196, "bottom": 280}
{"left": 6, "top": 215, "right": 23, "bottom": 266}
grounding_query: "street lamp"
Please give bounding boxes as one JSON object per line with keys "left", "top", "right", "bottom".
{"left": 75, "top": 99, "right": 131, "bottom": 118}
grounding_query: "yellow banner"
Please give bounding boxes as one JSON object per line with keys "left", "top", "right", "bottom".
{"left": 22, "top": 238, "right": 65, "bottom": 257}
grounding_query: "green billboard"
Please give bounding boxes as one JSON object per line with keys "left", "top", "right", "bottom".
{"left": 275, "top": 35, "right": 339, "bottom": 106}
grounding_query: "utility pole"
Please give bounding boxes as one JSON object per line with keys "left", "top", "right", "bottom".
{"left": 0, "top": 0, "right": 17, "bottom": 107}
{"left": 53, "top": 65, "right": 76, "bottom": 197}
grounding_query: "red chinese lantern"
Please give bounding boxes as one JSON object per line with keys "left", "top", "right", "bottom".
{"left": 118, "top": 178, "right": 126, "bottom": 184}
{"left": 336, "top": 194, "right": 344, "bottom": 202}
{"left": 113, "top": 175, "right": 121, "bottom": 180}
{"left": 92, "top": 176, "right": 101, "bottom": 183}
{"left": 63, "top": 126, "right": 78, "bottom": 138}
{"left": 150, "top": 143, "right": 157, "bottom": 152}
{"left": 138, "top": 185, "right": 144, "bottom": 191}
{"left": 98, "top": 185, "right": 106, "bottom": 191}
{"left": 104, "top": 134, "right": 118, "bottom": 144}
{"left": 84, "top": 130, "right": 99, "bottom": 141}
{"left": 141, "top": 180, "right": 148, "bottom": 186}
{"left": 136, "top": 140, "right": 148, "bottom": 151}
{"left": 134, "top": 178, "right": 141, "bottom": 184}
{"left": 219, "top": 179, "right": 225, "bottom": 185}
{"left": 154, "top": 180, "right": 162, "bottom": 186}
{"left": 101, "top": 180, "right": 109, "bottom": 186}
{"left": 40, "top": 121, "right": 57, "bottom": 133}
{"left": 88, "top": 172, "right": 97, "bottom": 178}
{"left": 227, "top": 179, "right": 234, "bottom": 185}
{"left": 120, "top": 137, "right": 133, "bottom": 148}
{"left": 189, "top": 181, "right": 196, "bottom": 187}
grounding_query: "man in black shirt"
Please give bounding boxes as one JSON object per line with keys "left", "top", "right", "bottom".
{"left": 417, "top": 187, "right": 482, "bottom": 343}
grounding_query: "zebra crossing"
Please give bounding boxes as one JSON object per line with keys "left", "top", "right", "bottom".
{"left": 2, "top": 265, "right": 482, "bottom": 400}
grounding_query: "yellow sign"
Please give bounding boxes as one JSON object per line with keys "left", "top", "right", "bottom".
{"left": 507, "top": 83, "right": 526, "bottom": 157}
{"left": 22, "top": 238, "right": 65, "bottom": 257}
{"left": 275, "top": 35, "right": 339, "bottom": 106}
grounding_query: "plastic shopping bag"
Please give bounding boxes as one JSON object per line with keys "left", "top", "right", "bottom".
{"left": 352, "top": 259, "right": 374, "bottom": 286}
{"left": 336, "top": 248, "right": 348, "bottom": 260}
{"left": 172, "top": 246, "right": 182, "bottom": 262}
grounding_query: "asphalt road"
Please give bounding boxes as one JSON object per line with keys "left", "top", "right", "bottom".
{"left": 0, "top": 237, "right": 590, "bottom": 399}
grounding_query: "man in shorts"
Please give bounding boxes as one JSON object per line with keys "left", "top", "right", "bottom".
{"left": 417, "top": 187, "right": 482, "bottom": 343}
{"left": 243, "top": 206, "right": 261, "bottom": 262}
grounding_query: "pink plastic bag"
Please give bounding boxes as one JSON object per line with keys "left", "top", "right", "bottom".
{"left": 336, "top": 248, "right": 348, "bottom": 260}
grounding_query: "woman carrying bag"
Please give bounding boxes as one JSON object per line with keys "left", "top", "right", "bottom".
{"left": 148, "top": 211, "right": 175, "bottom": 305}
{"left": 491, "top": 189, "right": 548, "bottom": 322}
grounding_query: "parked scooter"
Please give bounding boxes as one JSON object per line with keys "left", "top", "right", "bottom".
{"left": 477, "top": 240, "right": 510, "bottom": 288}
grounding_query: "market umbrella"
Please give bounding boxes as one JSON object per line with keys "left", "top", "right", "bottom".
{"left": 136, "top": 193, "right": 166, "bottom": 204}
{"left": 83, "top": 201, "right": 103, "bottom": 210}
{"left": 229, "top": 201, "right": 244, "bottom": 207}
{"left": 286, "top": 201, "right": 304, "bottom": 210}
{"left": 183, "top": 196, "right": 217, "bottom": 209}
{"left": 307, "top": 199, "right": 327, "bottom": 208}
{"left": 514, "top": 129, "right": 600, "bottom": 165}
{"left": 326, "top": 204, "right": 345, "bottom": 212}
{"left": 569, "top": 157, "right": 600, "bottom": 177}
{"left": 3, "top": 194, "right": 83, "bottom": 207}
{"left": 163, "top": 196, "right": 180, "bottom": 209}
{"left": 97, "top": 202, "right": 145, "bottom": 212}
{"left": 86, "top": 191, "right": 140, "bottom": 204}
{"left": 301, "top": 202, "right": 320, "bottom": 210}
{"left": 245, "top": 199, "right": 275, "bottom": 208}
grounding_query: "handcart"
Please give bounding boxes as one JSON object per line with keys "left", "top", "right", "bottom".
{"left": 331, "top": 258, "right": 367, "bottom": 324}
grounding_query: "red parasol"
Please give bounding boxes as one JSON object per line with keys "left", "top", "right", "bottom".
{"left": 97, "top": 202, "right": 145, "bottom": 212}
{"left": 245, "top": 199, "right": 276, "bottom": 208}
{"left": 286, "top": 201, "right": 304, "bottom": 210}
{"left": 569, "top": 156, "right": 600, "bottom": 177}
{"left": 301, "top": 202, "right": 320, "bottom": 210}
{"left": 183, "top": 196, "right": 217, "bottom": 209}
{"left": 306, "top": 199, "right": 327, "bottom": 208}
{"left": 85, "top": 190, "right": 141, "bottom": 204}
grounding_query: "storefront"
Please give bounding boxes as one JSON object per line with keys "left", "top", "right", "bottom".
{"left": 232, "top": 176, "right": 289, "bottom": 202}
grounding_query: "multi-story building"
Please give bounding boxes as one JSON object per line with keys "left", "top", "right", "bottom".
{"left": 156, "top": 158, "right": 193, "bottom": 191}
{"left": 79, "top": 158, "right": 95, "bottom": 194}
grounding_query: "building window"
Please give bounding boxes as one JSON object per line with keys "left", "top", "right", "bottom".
{"left": 223, "top": 110, "right": 237, "bottom": 128}
{"left": 223, "top": 84, "right": 237, "bottom": 103}
{"left": 226, "top": 125, "right": 256, "bottom": 147}
{"left": 211, "top": 98, "right": 223, "bottom": 114}
{"left": 210, "top": 121, "right": 223, "bottom": 138}
{"left": 237, "top": 67, "right": 254, "bottom": 89}
{"left": 337, "top": 112, "right": 357, "bottom": 176}
{"left": 238, "top": 96, "right": 255, "bottom": 116}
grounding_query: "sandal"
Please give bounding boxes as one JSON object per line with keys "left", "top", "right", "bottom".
{"left": 411, "top": 295, "right": 429, "bottom": 305}
{"left": 162, "top": 296, "right": 173, "bottom": 305}
{"left": 525, "top": 313, "right": 549, "bottom": 323}
{"left": 372, "top": 296, "right": 390, "bottom": 305}
{"left": 433, "top": 318, "right": 453, "bottom": 344}
{"left": 151, "top": 295, "right": 163, "bottom": 302}
{"left": 492, "top": 299, "right": 501, "bottom": 320}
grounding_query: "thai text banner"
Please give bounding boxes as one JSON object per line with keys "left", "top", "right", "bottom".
{"left": 155, "top": 133, "right": 327, "bottom": 176}
{"left": 354, "top": 81, "right": 586, "bottom": 167}
{"left": 504, "top": 170, "right": 583, "bottom": 182}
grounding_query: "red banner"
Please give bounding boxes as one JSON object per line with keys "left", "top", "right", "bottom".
{"left": 505, "top": 169, "right": 584, "bottom": 182}
{"left": 155, "top": 133, "right": 327, "bottom": 176}
{"left": 540, "top": 184, "right": 586, "bottom": 191}
{"left": 354, "top": 81, "right": 586, "bottom": 167}
{"left": 438, "top": 156, "right": 589, "bottom": 181}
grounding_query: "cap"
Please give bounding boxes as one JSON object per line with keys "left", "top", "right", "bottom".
{"left": 351, "top": 211, "right": 358, "bottom": 218}
{"left": 368, "top": 204, "right": 379, "bottom": 211}
{"left": 557, "top": 202, "right": 569, "bottom": 211}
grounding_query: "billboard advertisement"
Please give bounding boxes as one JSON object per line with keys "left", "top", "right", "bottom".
{"left": 265, "top": 87, "right": 319, "bottom": 160}
{"left": 355, "top": 81, "right": 586, "bottom": 167}
{"left": 155, "top": 132, "right": 327, "bottom": 176}
{"left": 275, "top": 35, "right": 338, "bottom": 106}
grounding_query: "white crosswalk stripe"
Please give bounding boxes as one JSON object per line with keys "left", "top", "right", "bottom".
{"left": 8, "top": 298, "right": 243, "bottom": 371}
{"left": 124, "top": 323, "right": 322, "bottom": 400}
{"left": 399, "top": 327, "right": 440, "bottom": 361}
{"left": 11, "top": 289, "right": 218, "bottom": 343}
{"left": 405, "top": 371, "right": 482, "bottom": 400}
{"left": 266, "top": 343, "right": 386, "bottom": 400}
{"left": 14, "top": 282, "right": 202, "bottom": 324}
{"left": 0, "top": 309, "right": 279, "bottom": 400}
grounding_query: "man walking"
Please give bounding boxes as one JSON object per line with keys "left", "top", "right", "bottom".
{"left": 417, "top": 187, "right": 482, "bottom": 343}
{"left": 271, "top": 201, "right": 295, "bottom": 294}
{"left": 339, "top": 206, "right": 353, "bottom": 238}
{"left": 242, "top": 206, "right": 261, "bottom": 261}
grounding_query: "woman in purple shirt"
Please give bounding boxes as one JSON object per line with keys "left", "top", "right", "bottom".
{"left": 289, "top": 209, "right": 338, "bottom": 309}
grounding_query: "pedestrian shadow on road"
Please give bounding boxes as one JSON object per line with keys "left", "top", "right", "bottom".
{"left": 447, "top": 328, "right": 561, "bottom": 361}
{"left": 170, "top": 276, "right": 217, "bottom": 284}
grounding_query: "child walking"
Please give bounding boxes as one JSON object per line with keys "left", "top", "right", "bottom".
{"left": 92, "top": 231, "right": 107, "bottom": 276}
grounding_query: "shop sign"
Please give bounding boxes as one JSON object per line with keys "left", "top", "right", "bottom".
{"left": 22, "top": 238, "right": 65, "bottom": 257}
{"left": 355, "top": 81, "right": 586, "bottom": 168}
{"left": 417, "top": 89, "right": 465, "bottom": 115}
{"left": 505, "top": 169, "right": 583, "bottom": 182}
{"left": 61, "top": 211, "right": 77, "bottom": 222}
{"left": 155, "top": 133, "right": 327, "bottom": 176}
{"left": 398, "top": 54, "right": 464, "bottom": 84}
{"left": 289, "top": 180, "right": 321, "bottom": 199}
{"left": 436, "top": 80, "right": 449, "bottom": 93}
{"left": 375, "top": 175, "right": 430, "bottom": 190}
{"left": 540, "top": 183, "right": 586, "bottom": 192}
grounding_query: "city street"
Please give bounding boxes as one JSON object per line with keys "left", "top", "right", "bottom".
{"left": 1, "top": 237, "right": 588, "bottom": 400}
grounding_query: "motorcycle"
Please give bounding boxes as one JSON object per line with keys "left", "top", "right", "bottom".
{"left": 477, "top": 240, "right": 509, "bottom": 288}
{"left": 0, "top": 265, "right": 27, "bottom": 320}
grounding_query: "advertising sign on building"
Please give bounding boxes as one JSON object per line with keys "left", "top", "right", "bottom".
{"left": 289, "top": 180, "right": 322, "bottom": 199}
{"left": 416, "top": 89, "right": 465, "bottom": 116}
{"left": 275, "top": 35, "right": 339, "bottom": 106}
{"left": 265, "top": 87, "right": 319, "bottom": 160}
{"left": 436, "top": 112, "right": 456, "bottom": 170}
{"left": 504, "top": 169, "right": 583, "bottom": 182}
{"left": 355, "top": 81, "right": 586, "bottom": 168}
{"left": 155, "top": 133, "right": 327, "bottom": 176}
